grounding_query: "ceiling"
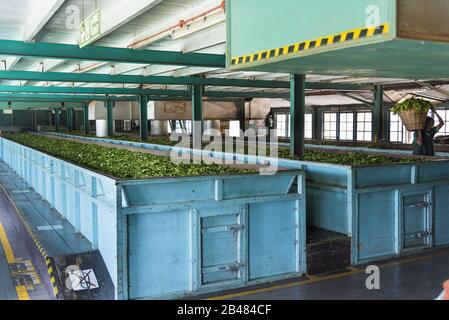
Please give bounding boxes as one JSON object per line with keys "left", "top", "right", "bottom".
{"left": 0, "top": 0, "right": 449, "bottom": 106}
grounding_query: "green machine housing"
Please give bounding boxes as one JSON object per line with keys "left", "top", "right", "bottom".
{"left": 226, "top": 0, "right": 449, "bottom": 79}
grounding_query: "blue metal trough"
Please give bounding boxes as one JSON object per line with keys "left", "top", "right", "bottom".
{"left": 43, "top": 133, "right": 449, "bottom": 266}
{"left": 0, "top": 137, "right": 306, "bottom": 300}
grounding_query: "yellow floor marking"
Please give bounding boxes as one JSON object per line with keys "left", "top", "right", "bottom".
{"left": 207, "top": 269, "right": 360, "bottom": 300}
{"left": 207, "top": 250, "right": 449, "bottom": 300}
{"left": 347, "top": 267, "right": 360, "bottom": 272}
{"left": 0, "top": 222, "right": 15, "bottom": 263}
{"left": 0, "top": 222, "right": 32, "bottom": 300}
{"left": 15, "top": 285, "right": 30, "bottom": 300}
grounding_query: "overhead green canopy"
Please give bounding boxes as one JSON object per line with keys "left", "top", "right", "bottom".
{"left": 227, "top": 0, "right": 449, "bottom": 79}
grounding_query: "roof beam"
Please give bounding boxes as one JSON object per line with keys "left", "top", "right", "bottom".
{"left": 0, "top": 85, "right": 188, "bottom": 96}
{"left": 0, "top": 84, "right": 291, "bottom": 98}
{"left": 0, "top": 93, "right": 137, "bottom": 102}
{"left": 0, "top": 39, "right": 226, "bottom": 68}
{"left": 0, "top": 70, "right": 289, "bottom": 88}
{"left": 0, "top": 71, "right": 374, "bottom": 90}
{"left": 0, "top": 101, "right": 83, "bottom": 109}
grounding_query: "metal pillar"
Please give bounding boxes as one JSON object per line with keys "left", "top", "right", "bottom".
{"left": 191, "top": 84, "right": 203, "bottom": 149}
{"left": 311, "top": 108, "right": 318, "bottom": 140}
{"left": 83, "top": 103, "right": 90, "bottom": 134}
{"left": 67, "top": 108, "right": 73, "bottom": 131}
{"left": 106, "top": 100, "right": 114, "bottom": 137}
{"left": 54, "top": 108, "right": 60, "bottom": 131}
{"left": 373, "top": 85, "right": 384, "bottom": 143}
{"left": 139, "top": 94, "right": 148, "bottom": 141}
{"left": 290, "top": 74, "right": 306, "bottom": 158}
{"left": 238, "top": 99, "right": 246, "bottom": 133}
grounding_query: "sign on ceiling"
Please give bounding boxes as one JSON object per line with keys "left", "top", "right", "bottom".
{"left": 79, "top": 8, "right": 101, "bottom": 48}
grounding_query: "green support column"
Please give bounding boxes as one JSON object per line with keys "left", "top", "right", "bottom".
{"left": 290, "top": 74, "right": 306, "bottom": 158}
{"left": 32, "top": 110, "right": 36, "bottom": 132}
{"left": 373, "top": 85, "right": 384, "bottom": 143}
{"left": 237, "top": 99, "right": 246, "bottom": 133}
{"left": 191, "top": 84, "right": 203, "bottom": 149}
{"left": 54, "top": 108, "right": 60, "bottom": 131}
{"left": 83, "top": 103, "right": 90, "bottom": 134}
{"left": 106, "top": 100, "right": 114, "bottom": 137}
{"left": 139, "top": 94, "right": 148, "bottom": 141}
{"left": 67, "top": 108, "right": 73, "bottom": 131}
{"left": 311, "top": 108, "right": 318, "bottom": 140}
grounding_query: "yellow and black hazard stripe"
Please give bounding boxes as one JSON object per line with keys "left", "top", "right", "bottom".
{"left": 231, "top": 23, "right": 390, "bottom": 66}
{"left": 0, "top": 183, "right": 62, "bottom": 299}
{"left": 45, "top": 257, "right": 61, "bottom": 298}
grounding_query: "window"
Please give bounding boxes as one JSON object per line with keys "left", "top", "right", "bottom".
{"left": 435, "top": 109, "right": 449, "bottom": 137}
{"left": 305, "top": 114, "right": 313, "bottom": 139}
{"left": 356, "top": 112, "right": 372, "bottom": 142}
{"left": 276, "top": 114, "right": 288, "bottom": 138}
{"left": 184, "top": 120, "right": 192, "bottom": 134}
{"left": 175, "top": 121, "right": 183, "bottom": 133}
{"left": 276, "top": 112, "right": 312, "bottom": 139}
{"left": 339, "top": 113, "right": 354, "bottom": 141}
{"left": 323, "top": 112, "right": 337, "bottom": 140}
{"left": 389, "top": 112, "right": 406, "bottom": 143}
{"left": 173, "top": 120, "right": 192, "bottom": 134}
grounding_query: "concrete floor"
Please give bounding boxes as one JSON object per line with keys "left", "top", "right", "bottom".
{"left": 0, "top": 185, "right": 54, "bottom": 300}
{"left": 205, "top": 249, "right": 449, "bottom": 300}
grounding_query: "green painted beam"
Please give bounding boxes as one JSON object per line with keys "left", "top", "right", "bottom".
{"left": 83, "top": 103, "right": 90, "bottom": 134}
{"left": 0, "top": 85, "right": 189, "bottom": 96}
{"left": 373, "top": 85, "right": 384, "bottom": 143}
{"left": 139, "top": 95, "right": 148, "bottom": 141}
{"left": 106, "top": 100, "right": 114, "bottom": 137}
{"left": 0, "top": 39, "right": 225, "bottom": 68}
{"left": 237, "top": 99, "right": 246, "bottom": 132}
{"left": 67, "top": 108, "right": 74, "bottom": 131}
{"left": 290, "top": 74, "right": 306, "bottom": 158}
{"left": 0, "top": 84, "right": 372, "bottom": 98}
{"left": 0, "top": 70, "right": 289, "bottom": 89}
{"left": 191, "top": 84, "right": 203, "bottom": 149}
{"left": 55, "top": 108, "right": 60, "bottom": 131}
{"left": 0, "top": 85, "right": 291, "bottom": 98}
{"left": 205, "top": 91, "right": 289, "bottom": 99}
{"left": 0, "top": 93, "right": 137, "bottom": 102}
{"left": 0, "top": 102, "right": 82, "bottom": 109}
{"left": 0, "top": 71, "right": 373, "bottom": 90}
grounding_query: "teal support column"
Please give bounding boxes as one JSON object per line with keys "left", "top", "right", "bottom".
{"left": 237, "top": 99, "right": 246, "bottom": 133}
{"left": 67, "top": 108, "right": 73, "bottom": 131}
{"left": 311, "top": 108, "right": 318, "bottom": 140}
{"left": 290, "top": 74, "right": 306, "bottom": 158}
{"left": 106, "top": 100, "right": 114, "bottom": 137}
{"left": 139, "top": 94, "right": 148, "bottom": 141}
{"left": 83, "top": 103, "right": 90, "bottom": 134}
{"left": 374, "top": 85, "right": 384, "bottom": 143}
{"left": 55, "top": 108, "right": 60, "bottom": 131}
{"left": 191, "top": 84, "right": 203, "bottom": 149}
{"left": 32, "top": 110, "right": 37, "bottom": 132}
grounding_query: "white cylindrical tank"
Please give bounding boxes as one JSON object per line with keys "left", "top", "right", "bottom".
{"left": 150, "top": 120, "right": 169, "bottom": 136}
{"left": 96, "top": 120, "right": 115, "bottom": 137}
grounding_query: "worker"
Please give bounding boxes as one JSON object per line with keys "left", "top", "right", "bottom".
{"left": 264, "top": 110, "right": 275, "bottom": 130}
{"left": 264, "top": 110, "right": 275, "bottom": 141}
{"left": 413, "top": 107, "right": 445, "bottom": 156}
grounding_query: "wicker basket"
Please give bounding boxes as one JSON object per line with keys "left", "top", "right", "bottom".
{"left": 399, "top": 109, "right": 429, "bottom": 131}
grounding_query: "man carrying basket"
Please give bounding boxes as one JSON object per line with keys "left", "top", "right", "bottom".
{"left": 413, "top": 106, "right": 445, "bottom": 156}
